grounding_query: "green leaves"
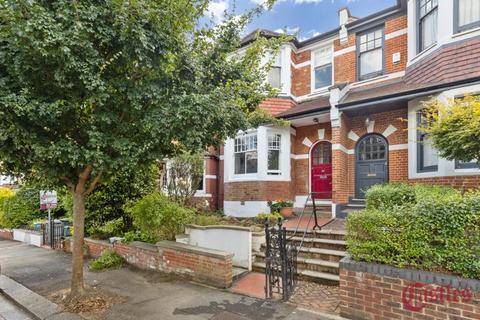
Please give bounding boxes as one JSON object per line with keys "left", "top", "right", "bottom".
{"left": 347, "top": 184, "right": 480, "bottom": 279}
{"left": 0, "top": 0, "right": 283, "bottom": 190}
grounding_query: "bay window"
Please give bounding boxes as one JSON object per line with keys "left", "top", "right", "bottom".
{"left": 267, "top": 54, "right": 282, "bottom": 89}
{"left": 455, "top": 0, "right": 480, "bottom": 33}
{"left": 313, "top": 46, "right": 332, "bottom": 90}
{"left": 417, "top": 111, "right": 438, "bottom": 172}
{"left": 357, "top": 28, "right": 384, "bottom": 80}
{"left": 267, "top": 133, "right": 281, "bottom": 175}
{"left": 418, "top": 0, "right": 438, "bottom": 52}
{"left": 234, "top": 133, "right": 258, "bottom": 174}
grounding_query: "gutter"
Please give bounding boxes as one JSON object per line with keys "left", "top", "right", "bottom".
{"left": 278, "top": 107, "right": 330, "bottom": 120}
{"left": 337, "top": 77, "right": 480, "bottom": 111}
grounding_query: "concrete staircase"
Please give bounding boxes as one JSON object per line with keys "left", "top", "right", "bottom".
{"left": 252, "top": 226, "right": 346, "bottom": 285}
{"left": 293, "top": 202, "right": 332, "bottom": 220}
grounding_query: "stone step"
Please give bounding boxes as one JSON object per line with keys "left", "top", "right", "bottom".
{"left": 258, "top": 244, "right": 346, "bottom": 262}
{"left": 254, "top": 252, "right": 340, "bottom": 274}
{"left": 287, "top": 236, "right": 347, "bottom": 251}
{"left": 252, "top": 262, "right": 340, "bottom": 285}
{"left": 285, "top": 228, "right": 346, "bottom": 240}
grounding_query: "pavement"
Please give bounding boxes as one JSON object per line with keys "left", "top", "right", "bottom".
{"left": 0, "top": 240, "right": 338, "bottom": 320}
{"left": 0, "top": 294, "right": 32, "bottom": 320}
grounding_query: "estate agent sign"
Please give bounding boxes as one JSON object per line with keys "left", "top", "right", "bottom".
{"left": 40, "top": 190, "right": 57, "bottom": 210}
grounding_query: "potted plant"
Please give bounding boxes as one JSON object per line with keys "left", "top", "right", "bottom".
{"left": 268, "top": 200, "right": 294, "bottom": 218}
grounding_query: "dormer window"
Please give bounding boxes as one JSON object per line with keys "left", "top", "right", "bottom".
{"left": 357, "top": 27, "right": 384, "bottom": 80}
{"left": 418, "top": 0, "right": 438, "bottom": 52}
{"left": 454, "top": 0, "right": 480, "bottom": 33}
{"left": 267, "top": 54, "right": 282, "bottom": 89}
{"left": 313, "top": 46, "right": 332, "bottom": 90}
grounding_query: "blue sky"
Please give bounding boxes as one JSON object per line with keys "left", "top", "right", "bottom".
{"left": 207, "top": 0, "right": 397, "bottom": 41}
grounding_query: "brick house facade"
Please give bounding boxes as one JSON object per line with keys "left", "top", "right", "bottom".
{"left": 197, "top": 0, "right": 480, "bottom": 217}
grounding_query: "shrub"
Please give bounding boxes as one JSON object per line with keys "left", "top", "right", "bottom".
{"left": 192, "top": 215, "right": 222, "bottom": 226}
{"left": 126, "top": 192, "right": 195, "bottom": 243}
{"left": 268, "top": 200, "right": 293, "bottom": 213}
{"left": 365, "top": 183, "right": 459, "bottom": 210}
{"left": 256, "top": 212, "right": 283, "bottom": 223}
{"left": 0, "top": 187, "right": 14, "bottom": 227}
{"left": 2, "top": 187, "right": 45, "bottom": 228}
{"left": 88, "top": 251, "right": 125, "bottom": 272}
{"left": 84, "top": 165, "right": 157, "bottom": 238}
{"left": 347, "top": 189, "right": 480, "bottom": 279}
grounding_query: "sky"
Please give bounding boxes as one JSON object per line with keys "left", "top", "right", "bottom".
{"left": 207, "top": 0, "right": 397, "bottom": 42}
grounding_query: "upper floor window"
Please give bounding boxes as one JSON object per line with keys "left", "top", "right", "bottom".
{"left": 418, "top": 0, "right": 438, "bottom": 52}
{"left": 357, "top": 28, "right": 384, "bottom": 80}
{"left": 267, "top": 54, "right": 281, "bottom": 89}
{"left": 416, "top": 111, "right": 438, "bottom": 172}
{"left": 234, "top": 133, "right": 258, "bottom": 174}
{"left": 454, "top": 0, "right": 480, "bottom": 33}
{"left": 313, "top": 46, "right": 332, "bottom": 90}
{"left": 267, "top": 133, "right": 281, "bottom": 175}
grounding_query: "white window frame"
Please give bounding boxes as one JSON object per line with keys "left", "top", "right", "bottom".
{"left": 357, "top": 27, "right": 384, "bottom": 81}
{"left": 417, "top": 0, "right": 438, "bottom": 53}
{"left": 267, "top": 53, "right": 282, "bottom": 90}
{"left": 311, "top": 45, "right": 333, "bottom": 92}
{"left": 234, "top": 132, "right": 258, "bottom": 175}
{"left": 267, "top": 132, "right": 282, "bottom": 175}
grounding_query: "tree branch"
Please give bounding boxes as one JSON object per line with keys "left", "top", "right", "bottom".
{"left": 60, "top": 176, "right": 75, "bottom": 191}
{"left": 75, "top": 165, "right": 93, "bottom": 193}
{"left": 84, "top": 170, "right": 103, "bottom": 196}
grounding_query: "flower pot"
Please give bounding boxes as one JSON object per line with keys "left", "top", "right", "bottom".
{"left": 279, "top": 207, "right": 293, "bottom": 218}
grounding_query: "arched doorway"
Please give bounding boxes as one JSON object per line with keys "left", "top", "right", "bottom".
{"left": 311, "top": 141, "right": 332, "bottom": 199}
{"left": 355, "top": 134, "right": 388, "bottom": 198}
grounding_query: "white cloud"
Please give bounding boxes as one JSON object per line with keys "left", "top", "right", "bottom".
{"left": 293, "top": 0, "right": 324, "bottom": 3}
{"left": 298, "top": 29, "right": 322, "bottom": 41}
{"left": 207, "top": 0, "right": 229, "bottom": 23}
{"left": 274, "top": 26, "right": 301, "bottom": 34}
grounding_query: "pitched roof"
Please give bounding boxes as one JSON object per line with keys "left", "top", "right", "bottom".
{"left": 277, "top": 95, "right": 330, "bottom": 118}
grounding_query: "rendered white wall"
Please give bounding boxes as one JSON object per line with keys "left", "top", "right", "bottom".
{"left": 223, "top": 201, "right": 270, "bottom": 218}
{"left": 13, "top": 229, "right": 43, "bottom": 247}
{"left": 185, "top": 226, "right": 252, "bottom": 270}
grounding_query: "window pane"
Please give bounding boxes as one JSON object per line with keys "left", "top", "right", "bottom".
{"left": 422, "top": 136, "right": 438, "bottom": 167}
{"left": 268, "top": 150, "right": 280, "bottom": 171}
{"left": 268, "top": 67, "right": 281, "bottom": 89}
{"left": 315, "top": 63, "right": 332, "bottom": 89}
{"left": 459, "top": 0, "right": 480, "bottom": 28}
{"left": 314, "top": 46, "right": 332, "bottom": 67}
{"left": 360, "top": 48, "right": 382, "bottom": 78}
{"left": 246, "top": 151, "right": 258, "bottom": 173}
{"left": 421, "top": 9, "right": 437, "bottom": 50}
{"left": 235, "top": 153, "right": 245, "bottom": 174}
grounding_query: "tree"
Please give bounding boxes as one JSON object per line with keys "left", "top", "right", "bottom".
{"left": 160, "top": 152, "right": 204, "bottom": 206}
{"left": 423, "top": 95, "right": 480, "bottom": 165}
{"left": 0, "top": 0, "right": 283, "bottom": 297}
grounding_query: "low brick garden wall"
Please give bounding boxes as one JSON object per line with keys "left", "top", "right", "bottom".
{"left": 0, "top": 229, "right": 13, "bottom": 240}
{"left": 64, "top": 238, "right": 233, "bottom": 288}
{"left": 339, "top": 257, "right": 480, "bottom": 320}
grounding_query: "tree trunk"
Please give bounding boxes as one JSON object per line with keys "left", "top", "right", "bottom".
{"left": 70, "top": 189, "right": 86, "bottom": 297}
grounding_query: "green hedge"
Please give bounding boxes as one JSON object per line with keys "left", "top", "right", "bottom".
{"left": 347, "top": 184, "right": 480, "bottom": 279}
{"left": 365, "top": 183, "right": 459, "bottom": 210}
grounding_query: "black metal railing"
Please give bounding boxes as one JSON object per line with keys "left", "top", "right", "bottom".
{"left": 264, "top": 219, "right": 297, "bottom": 301}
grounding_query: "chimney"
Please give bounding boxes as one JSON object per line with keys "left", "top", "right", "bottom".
{"left": 338, "top": 7, "right": 351, "bottom": 44}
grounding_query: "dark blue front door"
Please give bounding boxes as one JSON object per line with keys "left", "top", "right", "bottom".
{"left": 355, "top": 134, "right": 388, "bottom": 198}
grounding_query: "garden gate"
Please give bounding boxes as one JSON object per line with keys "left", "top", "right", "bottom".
{"left": 264, "top": 219, "right": 297, "bottom": 301}
{"left": 42, "top": 221, "right": 64, "bottom": 249}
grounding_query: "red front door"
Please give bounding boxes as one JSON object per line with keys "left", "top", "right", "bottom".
{"left": 311, "top": 142, "right": 332, "bottom": 199}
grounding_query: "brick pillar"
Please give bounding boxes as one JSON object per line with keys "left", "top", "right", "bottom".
{"left": 331, "top": 113, "right": 351, "bottom": 207}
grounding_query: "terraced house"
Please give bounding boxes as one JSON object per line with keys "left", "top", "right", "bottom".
{"left": 195, "top": 0, "right": 480, "bottom": 218}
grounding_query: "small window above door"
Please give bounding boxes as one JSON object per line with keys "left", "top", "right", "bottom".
{"left": 357, "top": 135, "right": 387, "bottom": 161}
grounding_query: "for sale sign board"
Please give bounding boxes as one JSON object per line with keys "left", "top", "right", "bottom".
{"left": 40, "top": 190, "right": 57, "bottom": 210}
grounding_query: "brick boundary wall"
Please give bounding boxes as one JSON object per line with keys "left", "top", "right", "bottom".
{"left": 0, "top": 229, "right": 13, "bottom": 240}
{"left": 339, "top": 257, "right": 480, "bottom": 320}
{"left": 64, "top": 238, "right": 233, "bottom": 289}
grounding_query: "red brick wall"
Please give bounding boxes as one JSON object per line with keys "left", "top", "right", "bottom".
{"left": 294, "top": 123, "right": 332, "bottom": 154}
{"left": 65, "top": 238, "right": 233, "bottom": 288}
{"left": 405, "top": 36, "right": 480, "bottom": 85}
{"left": 0, "top": 229, "right": 13, "bottom": 240}
{"left": 384, "top": 16, "right": 408, "bottom": 74}
{"left": 410, "top": 176, "right": 480, "bottom": 190}
{"left": 224, "top": 181, "right": 294, "bottom": 202}
{"left": 291, "top": 65, "right": 311, "bottom": 96}
{"left": 334, "top": 34, "right": 357, "bottom": 84}
{"left": 340, "top": 266, "right": 480, "bottom": 320}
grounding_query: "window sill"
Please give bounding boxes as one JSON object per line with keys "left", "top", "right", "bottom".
{"left": 410, "top": 43, "right": 437, "bottom": 65}
{"left": 453, "top": 26, "right": 480, "bottom": 38}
